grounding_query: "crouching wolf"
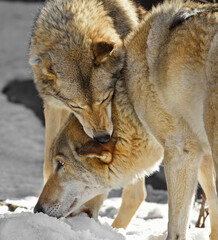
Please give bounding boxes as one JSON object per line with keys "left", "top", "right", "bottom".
{"left": 34, "top": 1, "right": 218, "bottom": 239}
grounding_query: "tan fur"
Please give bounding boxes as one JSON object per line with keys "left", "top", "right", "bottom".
{"left": 122, "top": 1, "right": 218, "bottom": 239}
{"left": 43, "top": 103, "right": 71, "bottom": 181}
{"left": 34, "top": 64, "right": 164, "bottom": 224}
{"left": 42, "top": 101, "right": 147, "bottom": 228}
{"left": 35, "top": 0, "right": 217, "bottom": 239}
{"left": 30, "top": 0, "right": 144, "bottom": 140}
{"left": 112, "top": 177, "right": 146, "bottom": 229}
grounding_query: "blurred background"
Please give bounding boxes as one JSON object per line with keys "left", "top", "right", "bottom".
{"left": 0, "top": 0, "right": 215, "bottom": 202}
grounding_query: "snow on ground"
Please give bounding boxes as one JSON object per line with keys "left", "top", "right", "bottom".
{"left": 0, "top": 2, "right": 211, "bottom": 240}
{"left": 0, "top": 212, "right": 125, "bottom": 240}
{"left": 0, "top": 1, "right": 45, "bottom": 199}
{"left": 0, "top": 196, "right": 210, "bottom": 240}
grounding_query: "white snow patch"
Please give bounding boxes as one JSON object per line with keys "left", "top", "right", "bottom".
{"left": 0, "top": 212, "right": 124, "bottom": 240}
{"left": 0, "top": 197, "right": 211, "bottom": 240}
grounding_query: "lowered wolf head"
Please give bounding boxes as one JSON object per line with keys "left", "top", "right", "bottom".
{"left": 34, "top": 115, "right": 117, "bottom": 218}
{"left": 33, "top": 101, "right": 163, "bottom": 219}
{"left": 30, "top": 41, "right": 125, "bottom": 143}
{"left": 29, "top": 0, "right": 126, "bottom": 143}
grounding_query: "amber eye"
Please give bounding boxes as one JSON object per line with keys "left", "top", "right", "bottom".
{"left": 56, "top": 160, "right": 65, "bottom": 171}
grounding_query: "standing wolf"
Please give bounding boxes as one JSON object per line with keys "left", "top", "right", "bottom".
{"left": 122, "top": 1, "right": 218, "bottom": 239}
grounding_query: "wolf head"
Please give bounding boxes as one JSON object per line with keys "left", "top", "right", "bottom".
{"left": 33, "top": 95, "right": 163, "bottom": 219}
{"left": 29, "top": 0, "right": 127, "bottom": 142}
{"left": 34, "top": 115, "right": 117, "bottom": 218}
{"left": 30, "top": 41, "right": 125, "bottom": 142}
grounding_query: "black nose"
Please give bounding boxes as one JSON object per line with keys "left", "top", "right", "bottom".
{"left": 34, "top": 202, "right": 45, "bottom": 214}
{"left": 94, "top": 134, "right": 110, "bottom": 143}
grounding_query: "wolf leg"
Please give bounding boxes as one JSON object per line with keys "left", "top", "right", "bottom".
{"left": 112, "top": 176, "right": 146, "bottom": 229}
{"left": 83, "top": 192, "right": 108, "bottom": 219}
{"left": 204, "top": 32, "right": 218, "bottom": 191}
{"left": 44, "top": 102, "right": 70, "bottom": 182}
{"left": 198, "top": 154, "right": 218, "bottom": 240}
{"left": 164, "top": 138, "right": 202, "bottom": 240}
{"left": 204, "top": 82, "right": 218, "bottom": 191}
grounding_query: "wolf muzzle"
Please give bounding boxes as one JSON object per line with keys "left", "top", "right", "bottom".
{"left": 34, "top": 202, "right": 45, "bottom": 214}
{"left": 94, "top": 134, "right": 111, "bottom": 143}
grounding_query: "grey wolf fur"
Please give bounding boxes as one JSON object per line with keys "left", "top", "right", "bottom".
{"left": 34, "top": 1, "right": 218, "bottom": 239}
{"left": 29, "top": 0, "right": 144, "bottom": 142}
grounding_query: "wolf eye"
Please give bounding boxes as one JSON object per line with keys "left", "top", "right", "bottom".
{"left": 57, "top": 160, "right": 65, "bottom": 171}
{"left": 101, "top": 90, "right": 114, "bottom": 104}
{"left": 70, "top": 104, "right": 83, "bottom": 110}
{"left": 102, "top": 94, "right": 110, "bottom": 103}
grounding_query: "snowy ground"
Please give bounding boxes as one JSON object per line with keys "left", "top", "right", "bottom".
{"left": 0, "top": 1, "right": 45, "bottom": 199}
{"left": 0, "top": 195, "right": 211, "bottom": 240}
{"left": 0, "top": 1, "right": 211, "bottom": 240}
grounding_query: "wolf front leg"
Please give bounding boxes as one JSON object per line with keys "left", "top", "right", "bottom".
{"left": 83, "top": 192, "right": 108, "bottom": 219}
{"left": 198, "top": 154, "right": 218, "bottom": 240}
{"left": 164, "top": 137, "right": 204, "bottom": 240}
{"left": 112, "top": 176, "right": 146, "bottom": 229}
{"left": 44, "top": 102, "right": 71, "bottom": 182}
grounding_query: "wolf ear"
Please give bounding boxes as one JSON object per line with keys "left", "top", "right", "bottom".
{"left": 92, "top": 41, "right": 115, "bottom": 66}
{"left": 76, "top": 140, "right": 114, "bottom": 164}
{"left": 29, "top": 55, "right": 55, "bottom": 78}
{"left": 29, "top": 56, "right": 42, "bottom": 66}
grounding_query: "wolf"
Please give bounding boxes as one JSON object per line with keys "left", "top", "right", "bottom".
{"left": 34, "top": 72, "right": 164, "bottom": 228}
{"left": 29, "top": 0, "right": 146, "bottom": 183}
{"left": 29, "top": 0, "right": 144, "bottom": 144}
{"left": 122, "top": 0, "right": 218, "bottom": 239}
{"left": 34, "top": 1, "right": 218, "bottom": 239}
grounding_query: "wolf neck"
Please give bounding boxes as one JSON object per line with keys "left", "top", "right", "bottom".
{"left": 117, "top": 5, "right": 173, "bottom": 142}
{"left": 114, "top": 14, "right": 152, "bottom": 129}
{"left": 114, "top": 78, "right": 138, "bottom": 131}
{"left": 120, "top": 0, "right": 212, "bottom": 144}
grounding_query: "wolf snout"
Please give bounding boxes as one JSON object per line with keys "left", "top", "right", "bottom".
{"left": 34, "top": 202, "right": 45, "bottom": 214}
{"left": 94, "top": 134, "right": 111, "bottom": 143}
{"left": 34, "top": 202, "right": 63, "bottom": 218}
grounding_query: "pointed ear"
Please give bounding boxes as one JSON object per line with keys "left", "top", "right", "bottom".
{"left": 29, "top": 54, "right": 55, "bottom": 79}
{"left": 29, "top": 56, "right": 42, "bottom": 66}
{"left": 76, "top": 140, "right": 114, "bottom": 164}
{"left": 92, "top": 41, "right": 114, "bottom": 66}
